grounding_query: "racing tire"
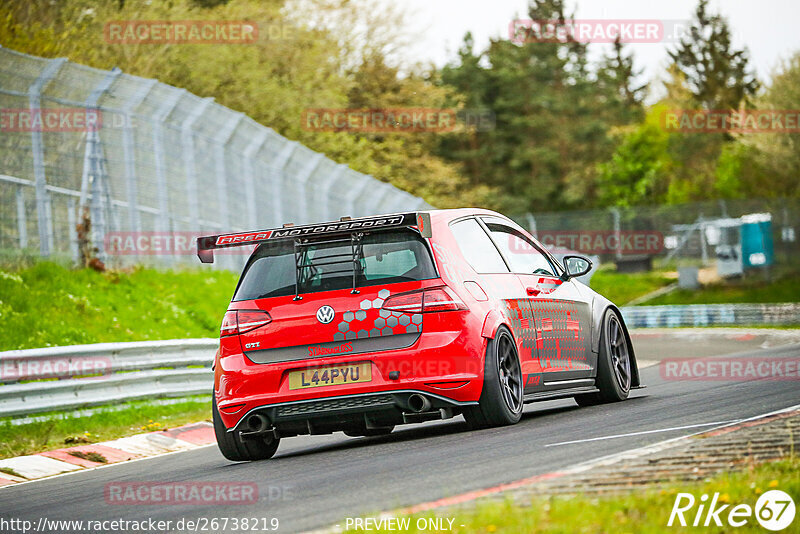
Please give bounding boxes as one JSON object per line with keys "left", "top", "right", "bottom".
{"left": 213, "top": 396, "right": 280, "bottom": 461}
{"left": 464, "top": 326, "right": 524, "bottom": 429}
{"left": 343, "top": 426, "right": 395, "bottom": 438}
{"left": 575, "top": 309, "right": 631, "bottom": 407}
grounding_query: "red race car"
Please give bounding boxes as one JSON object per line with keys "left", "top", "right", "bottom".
{"left": 197, "top": 209, "right": 641, "bottom": 461}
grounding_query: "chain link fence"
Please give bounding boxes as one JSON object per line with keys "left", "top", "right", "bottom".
{"left": 0, "top": 47, "right": 430, "bottom": 272}
{"left": 517, "top": 198, "right": 800, "bottom": 274}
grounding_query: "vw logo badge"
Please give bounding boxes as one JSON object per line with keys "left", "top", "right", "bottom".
{"left": 316, "top": 305, "right": 335, "bottom": 324}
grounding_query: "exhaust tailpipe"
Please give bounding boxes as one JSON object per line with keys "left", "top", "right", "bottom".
{"left": 408, "top": 394, "right": 431, "bottom": 413}
{"left": 246, "top": 413, "right": 270, "bottom": 434}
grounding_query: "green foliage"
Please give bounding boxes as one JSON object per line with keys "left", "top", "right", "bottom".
{"left": 667, "top": 0, "right": 759, "bottom": 109}
{"left": 597, "top": 106, "right": 672, "bottom": 207}
{"left": 0, "top": 262, "right": 237, "bottom": 350}
{"left": 0, "top": 0, "right": 795, "bottom": 215}
{"left": 438, "top": 0, "right": 646, "bottom": 213}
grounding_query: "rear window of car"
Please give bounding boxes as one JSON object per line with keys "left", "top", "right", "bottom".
{"left": 233, "top": 229, "right": 437, "bottom": 301}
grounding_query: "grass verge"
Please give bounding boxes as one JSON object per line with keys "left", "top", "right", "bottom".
{"left": 359, "top": 457, "right": 799, "bottom": 533}
{"left": 0, "top": 261, "right": 237, "bottom": 351}
{"left": 588, "top": 267, "right": 674, "bottom": 305}
{"left": 0, "top": 397, "right": 211, "bottom": 460}
{"left": 646, "top": 271, "right": 800, "bottom": 305}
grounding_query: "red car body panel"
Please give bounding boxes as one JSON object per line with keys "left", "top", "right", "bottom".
{"left": 211, "top": 208, "right": 635, "bottom": 432}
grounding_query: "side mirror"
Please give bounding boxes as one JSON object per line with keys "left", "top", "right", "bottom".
{"left": 562, "top": 255, "right": 592, "bottom": 280}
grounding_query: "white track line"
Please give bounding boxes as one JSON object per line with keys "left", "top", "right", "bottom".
{"left": 544, "top": 419, "right": 742, "bottom": 447}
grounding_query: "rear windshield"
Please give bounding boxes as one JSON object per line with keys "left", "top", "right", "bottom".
{"left": 233, "top": 229, "right": 437, "bottom": 301}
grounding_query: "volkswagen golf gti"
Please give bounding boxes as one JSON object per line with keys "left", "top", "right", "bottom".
{"left": 197, "top": 209, "right": 641, "bottom": 461}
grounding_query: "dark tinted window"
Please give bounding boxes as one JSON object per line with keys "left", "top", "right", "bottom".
{"left": 485, "top": 222, "right": 556, "bottom": 276}
{"left": 234, "top": 230, "right": 436, "bottom": 301}
{"left": 450, "top": 218, "right": 509, "bottom": 273}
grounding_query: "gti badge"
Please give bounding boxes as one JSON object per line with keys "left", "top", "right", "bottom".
{"left": 316, "top": 305, "right": 335, "bottom": 324}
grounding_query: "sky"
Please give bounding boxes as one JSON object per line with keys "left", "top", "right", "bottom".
{"left": 399, "top": 0, "right": 800, "bottom": 99}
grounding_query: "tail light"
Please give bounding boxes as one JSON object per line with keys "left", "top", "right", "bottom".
{"left": 382, "top": 287, "right": 466, "bottom": 313}
{"left": 220, "top": 310, "right": 272, "bottom": 337}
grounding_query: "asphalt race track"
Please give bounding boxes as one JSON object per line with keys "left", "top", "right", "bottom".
{"left": 2, "top": 333, "right": 799, "bottom": 533}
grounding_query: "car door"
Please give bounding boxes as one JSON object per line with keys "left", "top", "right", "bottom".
{"left": 480, "top": 217, "right": 594, "bottom": 387}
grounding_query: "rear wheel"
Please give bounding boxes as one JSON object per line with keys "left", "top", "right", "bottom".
{"left": 464, "top": 326, "right": 523, "bottom": 429}
{"left": 213, "top": 396, "right": 280, "bottom": 461}
{"left": 575, "top": 309, "right": 631, "bottom": 407}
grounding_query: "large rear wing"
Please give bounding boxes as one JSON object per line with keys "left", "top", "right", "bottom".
{"left": 196, "top": 212, "right": 432, "bottom": 264}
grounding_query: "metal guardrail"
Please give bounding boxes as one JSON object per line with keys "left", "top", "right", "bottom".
{"left": 0, "top": 339, "right": 216, "bottom": 418}
{"left": 2, "top": 303, "right": 798, "bottom": 418}
{"left": 621, "top": 303, "right": 800, "bottom": 328}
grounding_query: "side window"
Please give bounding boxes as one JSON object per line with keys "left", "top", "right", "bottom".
{"left": 485, "top": 222, "right": 557, "bottom": 276}
{"left": 450, "top": 218, "right": 509, "bottom": 274}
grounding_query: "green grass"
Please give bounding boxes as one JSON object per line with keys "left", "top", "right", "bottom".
{"left": 646, "top": 272, "right": 800, "bottom": 305}
{"left": 589, "top": 267, "right": 674, "bottom": 305}
{"left": 0, "top": 397, "right": 211, "bottom": 460}
{"left": 0, "top": 262, "right": 238, "bottom": 350}
{"left": 356, "top": 457, "right": 799, "bottom": 533}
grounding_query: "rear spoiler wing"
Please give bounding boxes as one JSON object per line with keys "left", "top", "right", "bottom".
{"left": 196, "top": 212, "right": 431, "bottom": 264}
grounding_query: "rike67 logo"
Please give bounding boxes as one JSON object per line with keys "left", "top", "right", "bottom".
{"left": 668, "top": 490, "right": 795, "bottom": 531}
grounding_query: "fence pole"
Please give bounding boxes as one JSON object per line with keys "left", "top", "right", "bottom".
{"left": 242, "top": 131, "right": 269, "bottom": 228}
{"left": 296, "top": 153, "right": 324, "bottom": 223}
{"left": 321, "top": 163, "right": 347, "bottom": 220}
{"left": 181, "top": 97, "right": 214, "bottom": 230}
{"left": 266, "top": 140, "right": 296, "bottom": 226}
{"left": 67, "top": 197, "right": 78, "bottom": 263}
{"left": 83, "top": 68, "right": 122, "bottom": 261}
{"left": 213, "top": 113, "right": 243, "bottom": 231}
{"left": 348, "top": 175, "right": 373, "bottom": 218}
{"left": 15, "top": 188, "right": 27, "bottom": 249}
{"left": 372, "top": 181, "right": 395, "bottom": 214}
{"left": 28, "top": 57, "right": 67, "bottom": 257}
{"left": 121, "top": 79, "right": 157, "bottom": 236}
{"left": 152, "top": 88, "right": 185, "bottom": 233}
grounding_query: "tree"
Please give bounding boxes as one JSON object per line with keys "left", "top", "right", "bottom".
{"left": 667, "top": 0, "right": 759, "bottom": 110}
{"left": 596, "top": 105, "right": 673, "bottom": 207}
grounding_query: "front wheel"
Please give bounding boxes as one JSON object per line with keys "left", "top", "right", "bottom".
{"left": 575, "top": 309, "right": 631, "bottom": 407}
{"left": 464, "top": 326, "right": 523, "bottom": 429}
{"left": 213, "top": 396, "right": 280, "bottom": 461}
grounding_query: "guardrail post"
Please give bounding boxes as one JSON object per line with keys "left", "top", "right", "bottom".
{"left": 28, "top": 57, "right": 67, "bottom": 257}
{"left": 15, "top": 187, "right": 27, "bottom": 249}
{"left": 320, "top": 163, "right": 348, "bottom": 220}
{"left": 152, "top": 88, "right": 185, "bottom": 233}
{"left": 296, "top": 152, "right": 325, "bottom": 223}
{"left": 181, "top": 97, "right": 214, "bottom": 230}
{"left": 242, "top": 130, "right": 269, "bottom": 228}
{"left": 121, "top": 79, "right": 157, "bottom": 235}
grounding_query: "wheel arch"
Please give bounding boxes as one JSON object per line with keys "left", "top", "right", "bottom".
{"left": 591, "top": 298, "right": 640, "bottom": 388}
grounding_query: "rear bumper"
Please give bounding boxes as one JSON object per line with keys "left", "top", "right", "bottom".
{"left": 229, "top": 390, "right": 478, "bottom": 436}
{"left": 215, "top": 322, "right": 487, "bottom": 430}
